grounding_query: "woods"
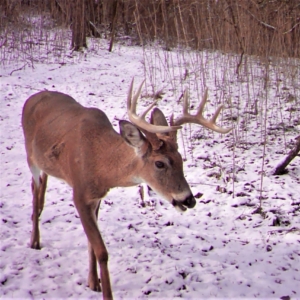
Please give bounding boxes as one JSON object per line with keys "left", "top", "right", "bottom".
{"left": 1, "top": 0, "right": 299, "bottom": 208}
{"left": 1, "top": 0, "right": 299, "bottom": 56}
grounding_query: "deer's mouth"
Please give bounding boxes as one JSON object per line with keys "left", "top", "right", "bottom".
{"left": 172, "top": 194, "right": 196, "bottom": 212}
{"left": 172, "top": 199, "right": 188, "bottom": 212}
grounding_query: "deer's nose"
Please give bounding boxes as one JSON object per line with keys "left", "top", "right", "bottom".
{"left": 183, "top": 194, "right": 196, "bottom": 208}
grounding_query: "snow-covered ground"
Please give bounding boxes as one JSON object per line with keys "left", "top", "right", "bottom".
{"left": 0, "top": 38, "right": 299, "bottom": 299}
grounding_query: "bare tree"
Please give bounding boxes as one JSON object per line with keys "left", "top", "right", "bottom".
{"left": 109, "top": 0, "right": 119, "bottom": 52}
{"left": 71, "top": 0, "right": 87, "bottom": 50}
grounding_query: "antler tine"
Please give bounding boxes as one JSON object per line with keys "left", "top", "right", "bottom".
{"left": 131, "top": 79, "right": 146, "bottom": 113}
{"left": 198, "top": 89, "right": 224, "bottom": 124}
{"left": 127, "top": 77, "right": 134, "bottom": 112}
{"left": 196, "top": 88, "right": 208, "bottom": 117}
{"left": 182, "top": 89, "right": 189, "bottom": 115}
{"left": 128, "top": 78, "right": 153, "bottom": 118}
{"left": 127, "top": 78, "right": 182, "bottom": 134}
{"left": 174, "top": 88, "right": 233, "bottom": 134}
{"left": 211, "top": 104, "right": 224, "bottom": 124}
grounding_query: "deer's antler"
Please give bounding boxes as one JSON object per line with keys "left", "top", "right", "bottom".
{"left": 173, "top": 89, "right": 232, "bottom": 134}
{"left": 127, "top": 78, "right": 182, "bottom": 133}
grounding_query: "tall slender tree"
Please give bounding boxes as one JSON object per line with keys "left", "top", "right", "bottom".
{"left": 71, "top": 0, "right": 87, "bottom": 51}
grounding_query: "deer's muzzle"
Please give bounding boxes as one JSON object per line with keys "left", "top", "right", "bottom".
{"left": 172, "top": 194, "right": 196, "bottom": 212}
{"left": 182, "top": 194, "right": 196, "bottom": 208}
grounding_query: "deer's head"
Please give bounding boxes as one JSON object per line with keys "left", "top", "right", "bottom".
{"left": 120, "top": 79, "right": 232, "bottom": 212}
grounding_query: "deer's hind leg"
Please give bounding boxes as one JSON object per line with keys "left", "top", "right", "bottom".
{"left": 38, "top": 172, "right": 48, "bottom": 217}
{"left": 29, "top": 165, "right": 48, "bottom": 250}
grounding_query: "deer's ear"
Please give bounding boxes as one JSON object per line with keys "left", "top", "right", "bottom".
{"left": 150, "top": 108, "right": 168, "bottom": 126}
{"left": 151, "top": 108, "right": 171, "bottom": 138}
{"left": 119, "top": 120, "right": 147, "bottom": 149}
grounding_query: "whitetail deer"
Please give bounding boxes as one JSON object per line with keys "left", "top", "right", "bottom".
{"left": 22, "top": 78, "right": 231, "bottom": 300}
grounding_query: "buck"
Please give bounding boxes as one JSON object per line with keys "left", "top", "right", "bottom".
{"left": 22, "top": 78, "right": 231, "bottom": 300}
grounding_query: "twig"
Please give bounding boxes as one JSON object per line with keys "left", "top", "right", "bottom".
{"left": 268, "top": 227, "right": 300, "bottom": 235}
{"left": 245, "top": 9, "right": 276, "bottom": 30}
{"left": 283, "top": 20, "right": 300, "bottom": 34}
{"left": 187, "top": 182, "right": 221, "bottom": 187}
{"left": 0, "top": 38, "right": 7, "bottom": 48}
{"left": 9, "top": 63, "right": 28, "bottom": 76}
{"left": 89, "top": 21, "right": 101, "bottom": 37}
{"left": 236, "top": 50, "right": 244, "bottom": 75}
{"left": 273, "top": 135, "right": 300, "bottom": 175}
{"left": 259, "top": 69, "right": 270, "bottom": 208}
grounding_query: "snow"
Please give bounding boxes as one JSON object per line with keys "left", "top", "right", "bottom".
{"left": 0, "top": 38, "right": 299, "bottom": 299}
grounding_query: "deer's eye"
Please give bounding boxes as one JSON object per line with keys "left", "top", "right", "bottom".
{"left": 155, "top": 161, "right": 165, "bottom": 169}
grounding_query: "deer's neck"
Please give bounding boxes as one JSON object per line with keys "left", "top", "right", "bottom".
{"left": 91, "top": 132, "right": 145, "bottom": 189}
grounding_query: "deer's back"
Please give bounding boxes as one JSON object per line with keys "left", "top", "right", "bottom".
{"left": 22, "top": 91, "right": 117, "bottom": 186}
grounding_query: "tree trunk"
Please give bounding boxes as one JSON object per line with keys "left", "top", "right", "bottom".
{"left": 109, "top": 0, "right": 119, "bottom": 52}
{"left": 86, "top": 0, "right": 101, "bottom": 38}
{"left": 273, "top": 136, "right": 300, "bottom": 175}
{"left": 71, "top": 0, "right": 87, "bottom": 51}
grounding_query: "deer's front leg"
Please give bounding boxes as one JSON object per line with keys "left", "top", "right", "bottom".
{"left": 74, "top": 195, "right": 113, "bottom": 300}
{"left": 88, "top": 241, "right": 101, "bottom": 291}
{"left": 87, "top": 202, "right": 101, "bottom": 292}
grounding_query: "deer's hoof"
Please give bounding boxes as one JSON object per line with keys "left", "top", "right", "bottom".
{"left": 30, "top": 239, "right": 41, "bottom": 250}
{"left": 88, "top": 277, "right": 101, "bottom": 292}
